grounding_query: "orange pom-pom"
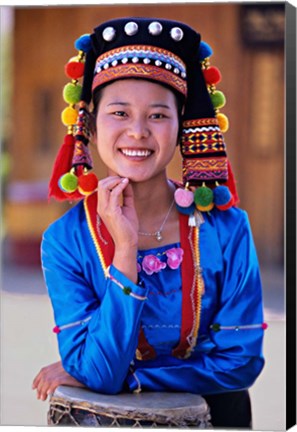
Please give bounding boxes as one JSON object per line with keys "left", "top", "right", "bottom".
{"left": 195, "top": 202, "right": 214, "bottom": 212}
{"left": 77, "top": 172, "right": 98, "bottom": 195}
{"left": 203, "top": 66, "right": 222, "bottom": 85}
{"left": 216, "top": 112, "right": 229, "bottom": 132}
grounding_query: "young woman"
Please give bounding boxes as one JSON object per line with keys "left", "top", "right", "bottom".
{"left": 32, "top": 17, "right": 266, "bottom": 428}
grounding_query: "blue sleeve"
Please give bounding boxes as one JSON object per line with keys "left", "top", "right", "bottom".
{"left": 128, "top": 210, "right": 265, "bottom": 394}
{"left": 41, "top": 224, "right": 148, "bottom": 394}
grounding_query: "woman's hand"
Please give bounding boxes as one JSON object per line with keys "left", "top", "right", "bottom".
{"left": 97, "top": 177, "right": 139, "bottom": 282}
{"left": 97, "top": 176, "right": 139, "bottom": 248}
{"left": 32, "top": 361, "right": 85, "bottom": 401}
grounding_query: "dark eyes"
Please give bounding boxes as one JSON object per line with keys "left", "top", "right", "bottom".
{"left": 113, "top": 111, "right": 127, "bottom": 117}
{"left": 150, "top": 113, "right": 167, "bottom": 119}
{"left": 112, "top": 112, "right": 167, "bottom": 119}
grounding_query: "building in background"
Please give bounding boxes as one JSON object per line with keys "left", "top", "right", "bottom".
{"left": 2, "top": 3, "right": 285, "bottom": 267}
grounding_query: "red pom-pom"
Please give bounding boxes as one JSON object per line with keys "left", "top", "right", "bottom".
{"left": 203, "top": 66, "right": 222, "bottom": 85}
{"left": 262, "top": 323, "right": 268, "bottom": 330}
{"left": 53, "top": 326, "right": 61, "bottom": 334}
{"left": 65, "top": 61, "right": 85, "bottom": 80}
{"left": 78, "top": 172, "right": 98, "bottom": 195}
{"left": 48, "top": 134, "right": 75, "bottom": 201}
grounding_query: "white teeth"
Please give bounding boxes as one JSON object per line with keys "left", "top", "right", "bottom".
{"left": 121, "top": 149, "right": 152, "bottom": 157}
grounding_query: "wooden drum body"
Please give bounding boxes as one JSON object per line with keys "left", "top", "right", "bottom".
{"left": 48, "top": 386, "right": 212, "bottom": 428}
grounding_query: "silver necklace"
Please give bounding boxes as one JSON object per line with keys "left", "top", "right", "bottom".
{"left": 138, "top": 198, "right": 175, "bottom": 242}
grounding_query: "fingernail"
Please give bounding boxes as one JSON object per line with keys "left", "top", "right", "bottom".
{"left": 121, "top": 178, "right": 128, "bottom": 183}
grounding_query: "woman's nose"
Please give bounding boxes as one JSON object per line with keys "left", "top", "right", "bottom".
{"left": 127, "top": 118, "right": 150, "bottom": 140}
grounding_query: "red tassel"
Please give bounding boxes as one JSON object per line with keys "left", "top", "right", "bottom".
{"left": 48, "top": 134, "right": 75, "bottom": 201}
{"left": 225, "top": 160, "right": 239, "bottom": 206}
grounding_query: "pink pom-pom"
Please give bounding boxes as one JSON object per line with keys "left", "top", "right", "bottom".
{"left": 262, "top": 323, "right": 268, "bottom": 330}
{"left": 174, "top": 188, "right": 194, "bottom": 208}
{"left": 53, "top": 326, "right": 61, "bottom": 334}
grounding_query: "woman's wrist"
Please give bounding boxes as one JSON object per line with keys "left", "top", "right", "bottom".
{"left": 113, "top": 247, "right": 138, "bottom": 283}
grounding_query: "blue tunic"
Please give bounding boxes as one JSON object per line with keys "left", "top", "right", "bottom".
{"left": 41, "top": 198, "right": 265, "bottom": 395}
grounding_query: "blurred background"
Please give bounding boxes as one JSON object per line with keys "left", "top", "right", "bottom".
{"left": 1, "top": 2, "right": 286, "bottom": 429}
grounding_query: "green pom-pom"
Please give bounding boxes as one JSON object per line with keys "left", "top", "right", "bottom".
{"left": 211, "top": 323, "right": 221, "bottom": 332}
{"left": 123, "top": 286, "right": 132, "bottom": 295}
{"left": 194, "top": 186, "right": 214, "bottom": 207}
{"left": 59, "top": 172, "right": 78, "bottom": 193}
{"left": 210, "top": 90, "right": 226, "bottom": 109}
{"left": 63, "top": 83, "right": 82, "bottom": 105}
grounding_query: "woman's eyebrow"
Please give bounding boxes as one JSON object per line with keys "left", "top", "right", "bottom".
{"left": 107, "top": 101, "right": 130, "bottom": 106}
{"left": 149, "top": 103, "right": 171, "bottom": 109}
{"left": 106, "top": 102, "right": 171, "bottom": 108}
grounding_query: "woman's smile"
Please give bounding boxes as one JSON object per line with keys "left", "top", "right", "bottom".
{"left": 119, "top": 148, "right": 154, "bottom": 160}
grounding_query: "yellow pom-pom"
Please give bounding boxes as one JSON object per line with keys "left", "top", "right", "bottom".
{"left": 216, "top": 112, "right": 229, "bottom": 133}
{"left": 61, "top": 106, "right": 78, "bottom": 126}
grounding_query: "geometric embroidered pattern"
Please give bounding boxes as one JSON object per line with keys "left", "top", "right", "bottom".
{"left": 95, "top": 45, "right": 186, "bottom": 76}
{"left": 72, "top": 140, "right": 93, "bottom": 168}
{"left": 181, "top": 126, "right": 225, "bottom": 156}
{"left": 182, "top": 157, "right": 228, "bottom": 183}
{"left": 92, "top": 63, "right": 187, "bottom": 96}
{"left": 92, "top": 45, "right": 187, "bottom": 96}
{"left": 181, "top": 118, "right": 228, "bottom": 184}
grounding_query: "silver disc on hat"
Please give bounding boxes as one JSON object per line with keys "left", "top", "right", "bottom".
{"left": 124, "top": 22, "right": 138, "bottom": 36}
{"left": 102, "top": 27, "right": 116, "bottom": 42}
{"left": 170, "top": 27, "right": 184, "bottom": 41}
{"left": 148, "top": 21, "right": 163, "bottom": 36}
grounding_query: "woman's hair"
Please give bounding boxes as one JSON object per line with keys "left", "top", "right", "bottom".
{"left": 92, "top": 79, "right": 185, "bottom": 144}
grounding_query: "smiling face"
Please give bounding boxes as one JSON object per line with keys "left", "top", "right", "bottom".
{"left": 94, "top": 79, "right": 180, "bottom": 183}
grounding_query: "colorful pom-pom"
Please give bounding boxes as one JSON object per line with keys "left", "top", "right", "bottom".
{"left": 74, "top": 34, "right": 92, "bottom": 52}
{"left": 123, "top": 286, "right": 132, "bottom": 295}
{"left": 53, "top": 326, "right": 61, "bottom": 334}
{"left": 61, "top": 106, "right": 78, "bottom": 126}
{"left": 210, "top": 90, "right": 226, "bottom": 109}
{"left": 77, "top": 172, "right": 98, "bottom": 195}
{"left": 194, "top": 185, "right": 214, "bottom": 207}
{"left": 174, "top": 187, "right": 194, "bottom": 208}
{"left": 262, "top": 323, "right": 268, "bottom": 330}
{"left": 216, "top": 112, "right": 229, "bottom": 132}
{"left": 175, "top": 203, "right": 196, "bottom": 215}
{"left": 59, "top": 172, "right": 78, "bottom": 193}
{"left": 199, "top": 41, "right": 213, "bottom": 61}
{"left": 203, "top": 66, "right": 222, "bottom": 85}
{"left": 213, "top": 185, "right": 232, "bottom": 206}
{"left": 65, "top": 61, "right": 85, "bottom": 80}
{"left": 211, "top": 323, "right": 221, "bottom": 332}
{"left": 63, "top": 83, "right": 82, "bottom": 105}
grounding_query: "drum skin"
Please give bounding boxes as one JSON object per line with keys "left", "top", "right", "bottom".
{"left": 48, "top": 385, "right": 212, "bottom": 427}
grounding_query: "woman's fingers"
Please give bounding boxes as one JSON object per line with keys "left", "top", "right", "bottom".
{"left": 33, "top": 361, "right": 85, "bottom": 401}
{"left": 108, "top": 178, "right": 129, "bottom": 210}
{"left": 97, "top": 176, "right": 128, "bottom": 212}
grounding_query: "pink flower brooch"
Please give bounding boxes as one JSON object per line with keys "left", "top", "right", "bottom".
{"left": 138, "top": 247, "right": 184, "bottom": 275}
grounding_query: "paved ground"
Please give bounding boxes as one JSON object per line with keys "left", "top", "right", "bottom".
{"left": 0, "top": 261, "right": 288, "bottom": 430}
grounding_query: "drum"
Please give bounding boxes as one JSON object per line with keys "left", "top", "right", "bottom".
{"left": 48, "top": 385, "right": 212, "bottom": 428}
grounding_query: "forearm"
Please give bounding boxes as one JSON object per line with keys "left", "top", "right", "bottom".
{"left": 128, "top": 352, "right": 265, "bottom": 394}
{"left": 51, "top": 264, "right": 148, "bottom": 394}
